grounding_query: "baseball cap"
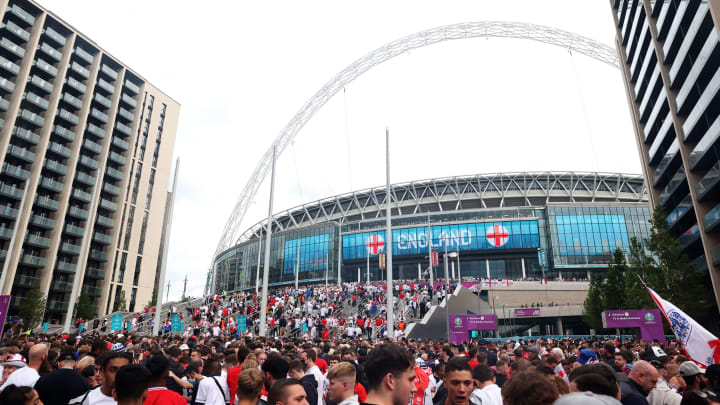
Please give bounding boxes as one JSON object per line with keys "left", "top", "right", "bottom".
{"left": 1, "top": 353, "right": 27, "bottom": 368}
{"left": 679, "top": 361, "right": 705, "bottom": 377}
{"left": 526, "top": 346, "right": 539, "bottom": 354}
{"left": 577, "top": 349, "right": 598, "bottom": 365}
{"left": 553, "top": 392, "right": 622, "bottom": 405}
{"left": 179, "top": 344, "right": 190, "bottom": 351}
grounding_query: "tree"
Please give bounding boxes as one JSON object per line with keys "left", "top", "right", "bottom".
{"left": 602, "top": 249, "right": 628, "bottom": 311}
{"left": 113, "top": 289, "right": 127, "bottom": 312}
{"left": 583, "top": 271, "right": 605, "bottom": 330}
{"left": 624, "top": 237, "right": 655, "bottom": 310}
{"left": 148, "top": 287, "right": 158, "bottom": 307}
{"left": 19, "top": 282, "right": 46, "bottom": 329}
{"left": 74, "top": 286, "right": 95, "bottom": 320}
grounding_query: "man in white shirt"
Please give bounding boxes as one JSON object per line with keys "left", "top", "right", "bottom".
{"left": 301, "top": 348, "right": 325, "bottom": 405}
{"left": 69, "top": 351, "right": 132, "bottom": 405}
{"left": 469, "top": 365, "right": 502, "bottom": 405}
{"left": 0, "top": 344, "right": 47, "bottom": 391}
{"left": 195, "top": 359, "right": 230, "bottom": 405}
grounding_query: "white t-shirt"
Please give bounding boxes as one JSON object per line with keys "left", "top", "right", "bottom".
{"left": 68, "top": 386, "right": 115, "bottom": 405}
{"left": 0, "top": 366, "right": 40, "bottom": 390}
{"left": 470, "top": 384, "right": 503, "bottom": 405}
{"left": 306, "top": 365, "right": 325, "bottom": 405}
{"left": 196, "top": 375, "right": 230, "bottom": 405}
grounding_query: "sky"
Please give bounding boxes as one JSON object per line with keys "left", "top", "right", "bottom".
{"left": 38, "top": 1, "right": 640, "bottom": 301}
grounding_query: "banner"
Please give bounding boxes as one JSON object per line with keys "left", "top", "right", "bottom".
{"left": 602, "top": 309, "right": 665, "bottom": 344}
{"left": 237, "top": 315, "right": 247, "bottom": 333}
{"left": 42, "top": 322, "right": 48, "bottom": 332}
{"left": 111, "top": 314, "right": 123, "bottom": 331}
{"left": 0, "top": 295, "right": 9, "bottom": 335}
{"left": 515, "top": 308, "right": 541, "bottom": 316}
{"left": 171, "top": 313, "right": 181, "bottom": 332}
{"left": 449, "top": 314, "right": 497, "bottom": 344}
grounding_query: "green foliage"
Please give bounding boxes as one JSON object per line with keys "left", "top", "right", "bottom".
{"left": 113, "top": 289, "right": 127, "bottom": 312}
{"left": 19, "top": 282, "right": 46, "bottom": 329}
{"left": 148, "top": 287, "right": 158, "bottom": 307}
{"left": 74, "top": 286, "right": 95, "bottom": 320}
{"left": 583, "top": 272, "right": 605, "bottom": 329}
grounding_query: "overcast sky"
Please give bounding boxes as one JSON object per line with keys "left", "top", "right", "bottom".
{"left": 38, "top": 0, "right": 639, "bottom": 301}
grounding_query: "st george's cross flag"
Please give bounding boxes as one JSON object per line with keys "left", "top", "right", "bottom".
{"left": 647, "top": 287, "right": 720, "bottom": 366}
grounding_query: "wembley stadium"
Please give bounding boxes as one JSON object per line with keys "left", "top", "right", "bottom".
{"left": 211, "top": 171, "right": 651, "bottom": 294}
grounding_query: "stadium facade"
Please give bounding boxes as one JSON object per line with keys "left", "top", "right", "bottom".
{"left": 212, "top": 172, "right": 652, "bottom": 294}
{"left": 0, "top": 0, "right": 179, "bottom": 323}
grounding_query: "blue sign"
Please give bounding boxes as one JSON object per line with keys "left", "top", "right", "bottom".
{"left": 301, "top": 322, "right": 308, "bottom": 334}
{"left": 78, "top": 322, "right": 84, "bottom": 333}
{"left": 171, "top": 313, "right": 181, "bottom": 332}
{"left": 111, "top": 314, "right": 123, "bottom": 331}
{"left": 283, "top": 234, "right": 330, "bottom": 274}
{"left": 42, "top": 322, "right": 48, "bottom": 332}
{"left": 237, "top": 315, "right": 247, "bottom": 333}
{"left": 342, "top": 220, "right": 540, "bottom": 260}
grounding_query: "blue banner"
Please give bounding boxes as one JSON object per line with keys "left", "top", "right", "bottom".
{"left": 301, "top": 322, "right": 308, "bottom": 334}
{"left": 342, "top": 220, "right": 540, "bottom": 260}
{"left": 111, "top": 314, "right": 123, "bottom": 331}
{"left": 237, "top": 315, "right": 247, "bottom": 333}
{"left": 42, "top": 322, "right": 48, "bottom": 332}
{"left": 171, "top": 313, "right": 181, "bottom": 332}
{"left": 78, "top": 322, "right": 84, "bottom": 333}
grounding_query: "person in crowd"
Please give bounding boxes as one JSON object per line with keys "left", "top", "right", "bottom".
{"left": 679, "top": 390, "right": 720, "bottom": 405}
{"left": 679, "top": 361, "right": 709, "bottom": 393}
{"left": 144, "top": 355, "right": 186, "bottom": 405}
{"left": 326, "top": 362, "right": 358, "bottom": 405}
{"left": 363, "top": 342, "right": 416, "bottom": 405}
{"left": 300, "top": 348, "right": 325, "bottom": 405}
{"left": 437, "top": 357, "right": 472, "bottom": 405}
{"left": 112, "top": 365, "right": 149, "bottom": 405}
{"left": 166, "top": 346, "right": 186, "bottom": 396}
{"left": 194, "top": 358, "right": 230, "bottom": 405}
{"left": 34, "top": 351, "right": 91, "bottom": 405}
{"left": 503, "top": 371, "right": 559, "bottom": 405}
{"left": 469, "top": 364, "right": 501, "bottom": 405}
{"left": 236, "top": 368, "right": 265, "bottom": 405}
{"left": 648, "top": 360, "right": 682, "bottom": 405}
{"left": 493, "top": 360, "right": 508, "bottom": 388}
{"left": 288, "top": 359, "right": 317, "bottom": 405}
{"left": 706, "top": 364, "right": 720, "bottom": 397}
{"left": 267, "top": 378, "right": 309, "bottom": 405}
{"left": 0, "top": 384, "right": 44, "bottom": 405}
{"left": 225, "top": 349, "right": 242, "bottom": 403}
{"left": 620, "top": 361, "right": 659, "bottom": 405}
{"left": 263, "top": 356, "right": 290, "bottom": 393}
{"left": 0, "top": 344, "right": 48, "bottom": 391}
{"left": 69, "top": 351, "right": 132, "bottom": 405}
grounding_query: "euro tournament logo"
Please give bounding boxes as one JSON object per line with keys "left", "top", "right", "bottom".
{"left": 454, "top": 317, "right": 463, "bottom": 326}
{"left": 644, "top": 312, "right": 655, "bottom": 322}
{"left": 667, "top": 309, "right": 692, "bottom": 344}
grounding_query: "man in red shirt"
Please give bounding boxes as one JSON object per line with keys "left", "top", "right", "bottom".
{"left": 144, "top": 355, "right": 186, "bottom": 405}
{"left": 226, "top": 349, "right": 244, "bottom": 402}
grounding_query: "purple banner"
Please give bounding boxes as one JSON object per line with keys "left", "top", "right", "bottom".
{"left": 0, "top": 295, "right": 10, "bottom": 335}
{"left": 602, "top": 309, "right": 665, "bottom": 344}
{"left": 515, "top": 308, "right": 541, "bottom": 316}
{"left": 449, "top": 314, "right": 497, "bottom": 344}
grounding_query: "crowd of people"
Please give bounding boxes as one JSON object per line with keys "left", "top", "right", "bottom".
{"left": 0, "top": 280, "right": 717, "bottom": 405}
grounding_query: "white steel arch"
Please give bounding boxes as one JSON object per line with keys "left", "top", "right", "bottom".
{"left": 215, "top": 21, "right": 619, "bottom": 258}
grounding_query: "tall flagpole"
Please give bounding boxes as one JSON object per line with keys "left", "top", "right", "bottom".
{"left": 427, "top": 214, "right": 435, "bottom": 305}
{"left": 385, "top": 127, "right": 394, "bottom": 339}
{"left": 259, "top": 145, "right": 277, "bottom": 337}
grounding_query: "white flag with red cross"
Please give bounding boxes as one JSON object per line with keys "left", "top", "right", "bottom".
{"left": 366, "top": 234, "right": 385, "bottom": 255}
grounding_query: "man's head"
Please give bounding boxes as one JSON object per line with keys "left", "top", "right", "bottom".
{"left": 300, "top": 348, "right": 316, "bottom": 369}
{"left": 287, "top": 359, "right": 306, "bottom": 380}
{"left": 628, "top": 360, "right": 659, "bottom": 396}
{"left": 267, "top": 378, "right": 309, "bottom": 405}
{"left": 113, "top": 364, "right": 150, "bottom": 405}
{"left": 525, "top": 346, "right": 539, "bottom": 359}
{"left": 146, "top": 355, "right": 170, "bottom": 384}
{"left": 615, "top": 350, "right": 633, "bottom": 371}
{"left": 190, "top": 350, "right": 202, "bottom": 362}
{"left": 28, "top": 343, "right": 48, "bottom": 367}
{"left": 98, "top": 351, "right": 133, "bottom": 396}
{"left": 444, "top": 357, "right": 473, "bottom": 405}
{"left": 495, "top": 360, "right": 508, "bottom": 376}
{"left": 364, "top": 343, "right": 416, "bottom": 405}
{"left": 327, "top": 362, "right": 356, "bottom": 403}
{"left": 58, "top": 351, "right": 77, "bottom": 369}
{"left": 679, "top": 360, "right": 707, "bottom": 390}
{"left": 262, "top": 355, "right": 290, "bottom": 389}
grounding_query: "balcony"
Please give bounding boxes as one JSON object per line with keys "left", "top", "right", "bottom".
{"left": 50, "top": 281, "right": 73, "bottom": 293}
{"left": 100, "top": 198, "right": 116, "bottom": 212}
{"left": 64, "top": 223, "right": 85, "bottom": 237}
{"left": 12, "top": 126, "right": 39, "bottom": 144}
{"left": 56, "top": 108, "right": 79, "bottom": 126}
{"left": 21, "top": 254, "right": 45, "bottom": 267}
{"left": 82, "top": 138, "right": 102, "bottom": 154}
{"left": 101, "top": 64, "right": 118, "bottom": 81}
{"left": 121, "top": 93, "right": 137, "bottom": 109}
{"left": 117, "top": 107, "right": 134, "bottom": 122}
{"left": 61, "top": 242, "right": 81, "bottom": 255}
{"left": 0, "top": 249, "right": 6, "bottom": 261}
{"left": 6, "top": 4, "right": 35, "bottom": 26}
{"left": 0, "top": 182, "right": 24, "bottom": 199}
{"left": 105, "top": 166, "right": 123, "bottom": 180}
{"left": 56, "top": 261, "right": 76, "bottom": 273}
{"left": 79, "top": 155, "right": 98, "bottom": 170}
{"left": 74, "top": 47, "right": 94, "bottom": 65}
{"left": 86, "top": 267, "right": 105, "bottom": 279}
{"left": 61, "top": 92, "right": 83, "bottom": 110}
{"left": 97, "top": 78, "right": 115, "bottom": 94}
{"left": 89, "top": 250, "right": 108, "bottom": 262}
{"left": 0, "top": 96, "right": 8, "bottom": 111}
{"left": 103, "top": 182, "right": 120, "bottom": 196}
{"left": 30, "top": 215, "right": 55, "bottom": 229}
{"left": 115, "top": 122, "right": 131, "bottom": 137}
{"left": 43, "top": 26, "right": 66, "bottom": 46}
{"left": 86, "top": 123, "right": 105, "bottom": 138}
{"left": 0, "top": 55, "right": 20, "bottom": 75}
{"left": 34, "top": 195, "right": 58, "bottom": 211}
{"left": 47, "top": 141, "right": 71, "bottom": 159}
{"left": 705, "top": 203, "right": 720, "bottom": 233}
{"left": 43, "top": 159, "right": 67, "bottom": 176}
{"left": 658, "top": 167, "right": 688, "bottom": 207}
{"left": 3, "top": 20, "right": 30, "bottom": 42}
{"left": 96, "top": 214, "right": 114, "bottom": 228}
{"left": 0, "top": 226, "right": 13, "bottom": 240}
{"left": 46, "top": 300, "right": 68, "bottom": 312}
{"left": 39, "top": 177, "right": 63, "bottom": 193}
{"left": 667, "top": 5, "right": 711, "bottom": 87}
{"left": 87, "top": 286, "right": 102, "bottom": 297}
{"left": 24, "top": 91, "right": 49, "bottom": 110}
{"left": 71, "top": 188, "right": 92, "bottom": 203}
{"left": 15, "top": 274, "right": 39, "bottom": 288}
{"left": 25, "top": 234, "right": 50, "bottom": 249}
{"left": 75, "top": 171, "right": 96, "bottom": 186}
{"left": 18, "top": 109, "right": 45, "bottom": 127}
{"left": 0, "top": 37, "right": 25, "bottom": 59}
{"left": 93, "top": 231, "right": 112, "bottom": 245}
{"left": 678, "top": 223, "right": 701, "bottom": 250}
{"left": 69, "top": 61, "right": 89, "bottom": 79}
{"left": 52, "top": 125, "right": 75, "bottom": 142}
{"left": 33, "top": 58, "right": 57, "bottom": 77}
{"left": 29, "top": 75, "right": 53, "bottom": 94}
{"left": 65, "top": 77, "right": 87, "bottom": 94}
{"left": 697, "top": 161, "right": 720, "bottom": 201}
{"left": 93, "top": 93, "right": 111, "bottom": 109}
{"left": 90, "top": 108, "right": 108, "bottom": 123}
{"left": 0, "top": 205, "right": 18, "bottom": 219}
{"left": 124, "top": 80, "right": 140, "bottom": 94}
{"left": 112, "top": 136, "right": 129, "bottom": 151}
{"left": 683, "top": 67, "right": 720, "bottom": 143}
{"left": 2, "top": 162, "right": 30, "bottom": 180}
{"left": 67, "top": 206, "right": 88, "bottom": 220}
{"left": 7, "top": 144, "right": 35, "bottom": 162}
{"left": 109, "top": 151, "right": 126, "bottom": 166}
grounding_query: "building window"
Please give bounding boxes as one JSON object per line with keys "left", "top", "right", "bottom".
{"left": 133, "top": 256, "right": 142, "bottom": 285}
{"left": 123, "top": 206, "right": 135, "bottom": 250}
{"left": 129, "top": 287, "right": 137, "bottom": 312}
{"left": 138, "top": 211, "right": 149, "bottom": 254}
{"left": 117, "top": 252, "right": 127, "bottom": 282}
{"left": 145, "top": 169, "right": 155, "bottom": 210}
{"left": 131, "top": 162, "right": 142, "bottom": 204}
